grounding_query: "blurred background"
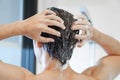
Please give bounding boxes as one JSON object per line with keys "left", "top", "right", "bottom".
{"left": 0, "top": 0, "right": 36, "bottom": 73}
{"left": 0, "top": 0, "right": 120, "bottom": 79}
{"left": 0, "top": 0, "right": 23, "bottom": 66}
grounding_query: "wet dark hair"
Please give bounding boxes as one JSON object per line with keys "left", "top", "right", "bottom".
{"left": 41, "top": 7, "right": 79, "bottom": 65}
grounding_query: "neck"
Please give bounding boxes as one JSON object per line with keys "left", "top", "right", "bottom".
{"left": 46, "top": 57, "right": 62, "bottom": 71}
{"left": 40, "top": 53, "right": 78, "bottom": 80}
{"left": 45, "top": 61, "right": 75, "bottom": 80}
{"left": 45, "top": 52, "right": 76, "bottom": 73}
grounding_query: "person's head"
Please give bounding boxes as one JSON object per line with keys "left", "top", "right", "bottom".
{"left": 41, "top": 7, "right": 79, "bottom": 65}
{"left": 33, "top": 7, "right": 79, "bottom": 72}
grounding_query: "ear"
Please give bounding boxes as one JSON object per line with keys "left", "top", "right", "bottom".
{"left": 37, "top": 42, "right": 43, "bottom": 48}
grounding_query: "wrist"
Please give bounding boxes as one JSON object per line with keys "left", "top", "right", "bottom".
{"left": 14, "top": 20, "right": 26, "bottom": 36}
{"left": 7, "top": 21, "right": 22, "bottom": 36}
{"left": 91, "top": 27, "right": 100, "bottom": 41}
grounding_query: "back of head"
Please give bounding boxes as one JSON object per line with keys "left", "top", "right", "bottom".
{"left": 41, "top": 7, "right": 79, "bottom": 65}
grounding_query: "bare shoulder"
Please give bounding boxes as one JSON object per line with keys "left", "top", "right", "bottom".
{"left": 35, "top": 71, "right": 59, "bottom": 80}
{"left": 35, "top": 69, "right": 96, "bottom": 80}
{"left": 73, "top": 73, "right": 95, "bottom": 80}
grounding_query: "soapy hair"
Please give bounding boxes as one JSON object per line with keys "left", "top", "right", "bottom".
{"left": 41, "top": 7, "right": 79, "bottom": 65}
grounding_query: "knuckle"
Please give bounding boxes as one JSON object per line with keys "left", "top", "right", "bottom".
{"left": 44, "top": 10, "right": 49, "bottom": 13}
{"left": 46, "top": 39, "right": 50, "bottom": 42}
{"left": 45, "top": 20, "right": 52, "bottom": 25}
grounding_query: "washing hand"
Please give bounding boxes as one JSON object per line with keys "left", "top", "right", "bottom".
{"left": 72, "top": 15, "right": 93, "bottom": 47}
{"left": 18, "top": 10, "right": 65, "bottom": 43}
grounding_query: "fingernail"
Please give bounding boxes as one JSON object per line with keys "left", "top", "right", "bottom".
{"left": 62, "top": 21, "right": 64, "bottom": 24}
{"left": 51, "top": 39, "right": 55, "bottom": 42}
{"left": 63, "top": 26, "right": 66, "bottom": 29}
{"left": 62, "top": 25, "right": 66, "bottom": 29}
{"left": 57, "top": 32, "right": 61, "bottom": 37}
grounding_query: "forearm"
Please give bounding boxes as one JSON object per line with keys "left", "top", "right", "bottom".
{"left": 91, "top": 27, "right": 120, "bottom": 55}
{"left": 0, "top": 21, "right": 23, "bottom": 40}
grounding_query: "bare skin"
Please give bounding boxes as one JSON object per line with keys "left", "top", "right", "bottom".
{"left": 0, "top": 10, "right": 65, "bottom": 42}
{"left": 91, "top": 27, "right": 120, "bottom": 55}
{"left": 72, "top": 16, "right": 120, "bottom": 55}
{"left": 0, "top": 27, "right": 120, "bottom": 80}
{"left": 35, "top": 66, "right": 95, "bottom": 80}
{"left": 0, "top": 61, "right": 34, "bottom": 80}
{"left": 0, "top": 9, "right": 65, "bottom": 80}
{"left": 34, "top": 18, "right": 120, "bottom": 80}
{"left": 0, "top": 14, "right": 120, "bottom": 80}
{"left": 35, "top": 38, "right": 120, "bottom": 80}
{"left": 0, "top": 51, "right": 95, "bottom": 80}
{"left": 79, "top": 28, "right": 120, "bottom": 80}
{"left": 72, "top": 15, "right": 120, "bottom": 80}
{"left": 34, "top": 52, "right": 95, "bottom": 80}
{"left": 82, "top": 56, "right": 120, "bottom": 80}
{"left": 1, "top": 55, "right": 120, "bottom": 80}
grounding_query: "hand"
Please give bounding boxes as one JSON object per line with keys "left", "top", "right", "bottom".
{"left": 18, "top": 10, "right": 65, "bottom": 43}
{"left": 72, "top": 15, "right": 93, "bottom": 47}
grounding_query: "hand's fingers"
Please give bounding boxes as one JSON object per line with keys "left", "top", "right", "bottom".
{"left": 76, "top": 38, "right": 88, "bottom": 48}
{"left": 41, "top": 10, "right": 56, "bottom": 15}
{"left": 81, "top": 30, "right": 86, "bottom": 35}
{"left": 71, "top": 25, "right": 87, "bottom": 30}
{"left": 76, "top": 15, "right": 92, "bottom": 26}
{"left": 74, "top": 15, "right": 85, "bottom": 20}
{"left": 43, "top": 19, "right": 65, "bottom": 30}
{"left": 74, "top": 35, "right": 87, "bottom": 40}
{"left": 41, "top": 26, "right": 61, "bottom": 37}
{"left": 75, "top": 20, "right": 89, "bottom": 25}
{"left": 45, "top": 14, "right": 64, "bottom": 23}
{"left": 38, "top": 36, "right": 55, "bottom": 43}
{"left": 76, "top": 42, "right": 83, "bottom": 47}
{"left": 78, "top": 15, "right": 87, "bottom": 20}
